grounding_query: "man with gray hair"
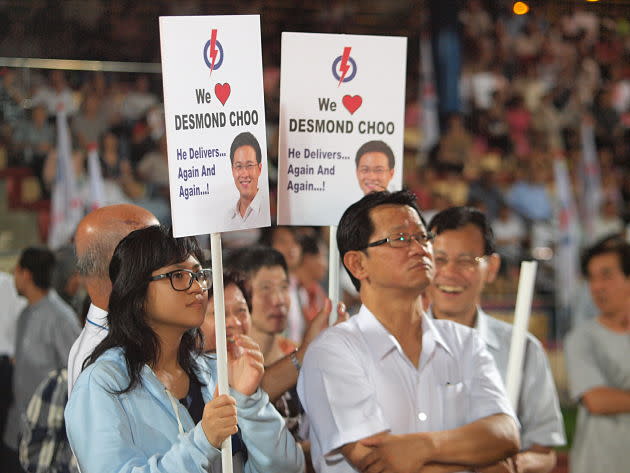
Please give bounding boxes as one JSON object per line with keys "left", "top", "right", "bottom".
{"left": 67, "top": 204, "right": 158, "bottom": 393}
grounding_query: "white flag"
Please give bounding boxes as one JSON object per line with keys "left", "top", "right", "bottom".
{"left": 579, "top": 121, "right": 603, "bottom": 241}
{"left": 48, "top": 109, "right": 83, "bottom": 249}
{"left": 86, "top": 144, "right": 106, "bottom": 211}
{"left": 419, "top": 35, "right": 440, "bottom": 152}
{"left": 553, "top": 157, "right": 580, "bottom": 315}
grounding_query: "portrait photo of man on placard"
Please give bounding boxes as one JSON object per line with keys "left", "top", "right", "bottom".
{"left": 355, "top": 140, "right": 396, "bottom": 195}
{"left": 228, "top": 131, "right": 266, "bottom": 227}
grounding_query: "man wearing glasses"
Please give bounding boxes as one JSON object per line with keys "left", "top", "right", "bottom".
{"left": 298, "top": 191, "right": 519, "bottom": 473}
{"left": 355, "top": 140, "right": 396, "bottom": 195}
{"left": 228, "top": 131, "right": 267, "bottom": 228}
{"left": 427, "top": 206, "right": 565, "bottom": 473}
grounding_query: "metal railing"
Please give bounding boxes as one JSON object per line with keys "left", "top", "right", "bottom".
{"left": 0, "top": 57, "right": 161, "bottom": 74}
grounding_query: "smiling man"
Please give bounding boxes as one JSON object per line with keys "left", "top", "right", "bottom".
{"left": 229, "top": 131, "right": 266, "bottom": 228}
{"left": 355, "top": 140, "right": 396, "bottom": 194}
{"left": 427, "top": 206, "right": 565, "bottom": 473}
{"left": 298, "top": 191, "right": 519, "bottom": 473}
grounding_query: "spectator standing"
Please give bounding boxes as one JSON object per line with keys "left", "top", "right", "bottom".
{"left": 19, "top": 369, "right": 79, "bottom": 473}
{"left": 428, "top": 207, "right": 565, "bottom": 473}
{"left": 67, "top": 204, "right": 158, "bottom": 393}
{"left": 0, "top": 272, "right": 27, "bottom": 454}
{"left": 298, "top": 191, "right": 520, "bottom": 473}
{"left": 565, "top": 239, "right": 630, "bottom": 473}
{"left": 3, "top": 248, "right": 79, "bottom": 471}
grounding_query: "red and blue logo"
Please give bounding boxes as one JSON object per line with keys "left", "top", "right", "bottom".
{"left": 332, "top": 47, "right": 357, "bottom": 86}
{"left": 203, "top": 29, "right": 224, "bottom": 73}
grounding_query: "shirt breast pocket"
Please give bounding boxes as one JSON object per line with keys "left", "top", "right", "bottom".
{"left": 438, "top": 381, "right": 468, "bottom": 430}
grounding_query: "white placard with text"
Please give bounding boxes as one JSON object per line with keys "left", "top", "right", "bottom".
{"left": 277, "top": 32, "right": 407, "bottom": 226}
{"left": 160, "top": 15, "right": 270, "bottom": 237}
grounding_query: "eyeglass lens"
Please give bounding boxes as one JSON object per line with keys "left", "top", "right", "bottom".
{"left": 171, "top": 270, "right": 211, "bottom": 291}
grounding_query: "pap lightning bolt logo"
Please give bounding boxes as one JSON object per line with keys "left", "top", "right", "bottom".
{"left": 331, "top": 46, "right": 357, "bottom": 84}
{"left": 203, "top": 29, "right": 224, "bottom": 72}
{"left": 338, "top": 47, "right": 351, "bottom": 87}
{"left": 209, "top": 29, "right": 218, "bottom": 75}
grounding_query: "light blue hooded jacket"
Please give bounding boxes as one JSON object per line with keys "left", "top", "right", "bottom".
{"left": 65, "top": 348, "right": 305, "bottom": 473}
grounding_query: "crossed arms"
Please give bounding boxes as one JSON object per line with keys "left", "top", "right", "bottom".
{"left": 341, "top": 413, "right": 519, "bottom": 473}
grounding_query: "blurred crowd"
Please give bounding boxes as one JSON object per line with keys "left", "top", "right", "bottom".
{"left": 409, "top": 2, "right": 630, "bottom": 271}
{"left": 0, "top": 4, "right": 627, "bottom": 274}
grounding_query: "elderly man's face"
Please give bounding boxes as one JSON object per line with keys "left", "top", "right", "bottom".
{"left": 356, "top": 152, "right": 394, "bottom": 194}
{"left": 232, "top": 145, "right": 261, "bottom": 200}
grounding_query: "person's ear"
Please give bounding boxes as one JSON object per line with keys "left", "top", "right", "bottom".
{"left": 343, "top": 250, "right": 369, "bottom": 284}
{"left": 485, "top": 253, "right": 501, "bottom": 284}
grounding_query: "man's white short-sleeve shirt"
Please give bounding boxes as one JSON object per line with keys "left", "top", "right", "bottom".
{"left": 67, "top": 303, "right": 108, "bottom": 394}
{"left": 298, "top": 305, "right": 517, "bottom": 473}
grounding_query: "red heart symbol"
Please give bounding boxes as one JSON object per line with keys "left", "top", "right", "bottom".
{"left": 342, "top": 95, "right": 362, "bottom": 114}
{"left": 215, "top": 83, "right": 231, "bottom": 106}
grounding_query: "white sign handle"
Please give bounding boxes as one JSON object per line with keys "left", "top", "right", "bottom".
{"left": 505, "top": 261, "right": 538, "bottom": 410}
{"left": 210, "top": 232, "right": 233, "bottom": 473}
{"left": 328, "top": 225, "right": 340, "bottom": 324}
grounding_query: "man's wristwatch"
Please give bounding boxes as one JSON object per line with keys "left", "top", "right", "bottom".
{"left": 289, "top": 348, "right": 301, "bottom": 372}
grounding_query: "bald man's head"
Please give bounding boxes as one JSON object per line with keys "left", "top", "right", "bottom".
{"left": 75, "top": 204, "right": 158, "bottom": 307}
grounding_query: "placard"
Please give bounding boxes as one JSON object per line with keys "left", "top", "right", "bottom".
{"left": 277, "top": 32, "right": 407, "bottom": 225}
{"left": 160, "top": 15, "right": 270, "bottom": 236}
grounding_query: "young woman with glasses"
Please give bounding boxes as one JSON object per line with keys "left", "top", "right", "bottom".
{"left": 65, "top": 225, "right": 304, "bottom": 473}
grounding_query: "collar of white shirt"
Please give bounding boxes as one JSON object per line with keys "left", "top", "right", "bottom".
{"left": 427, "top": 305, "right": 501, "bottom": 351}
{"left": 230, "top": 189, "right": 262, "bottom": 221}
{"left": 355, "top": 305, "right": 454, "bottom": 366}
{"left": 474, "top": 308, "right": 501, "bottom": 350}
{"left": 86, "top": 303, "right": 108, "bottom": 328}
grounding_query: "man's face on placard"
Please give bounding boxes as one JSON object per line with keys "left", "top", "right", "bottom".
{"left": 356, "top": 152, "right": 395, "bottom": 194}
{"left": 232, "top": 145, "right": 262, "bottom": 201}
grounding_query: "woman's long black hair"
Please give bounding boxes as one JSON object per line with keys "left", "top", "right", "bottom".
{"left": 85, "top": 225, "right": 205, "bottom": 393}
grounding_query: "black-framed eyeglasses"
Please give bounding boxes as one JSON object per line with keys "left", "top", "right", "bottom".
{"left": 363, "top": 232, "right": 435, "bottom": 249}
{"left": 149, "top": 268, "right": 212, "bottom": 292}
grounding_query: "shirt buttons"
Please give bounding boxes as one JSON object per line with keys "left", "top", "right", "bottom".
{"left": 418, "top": 412, "right": 427, "bottom": 421}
